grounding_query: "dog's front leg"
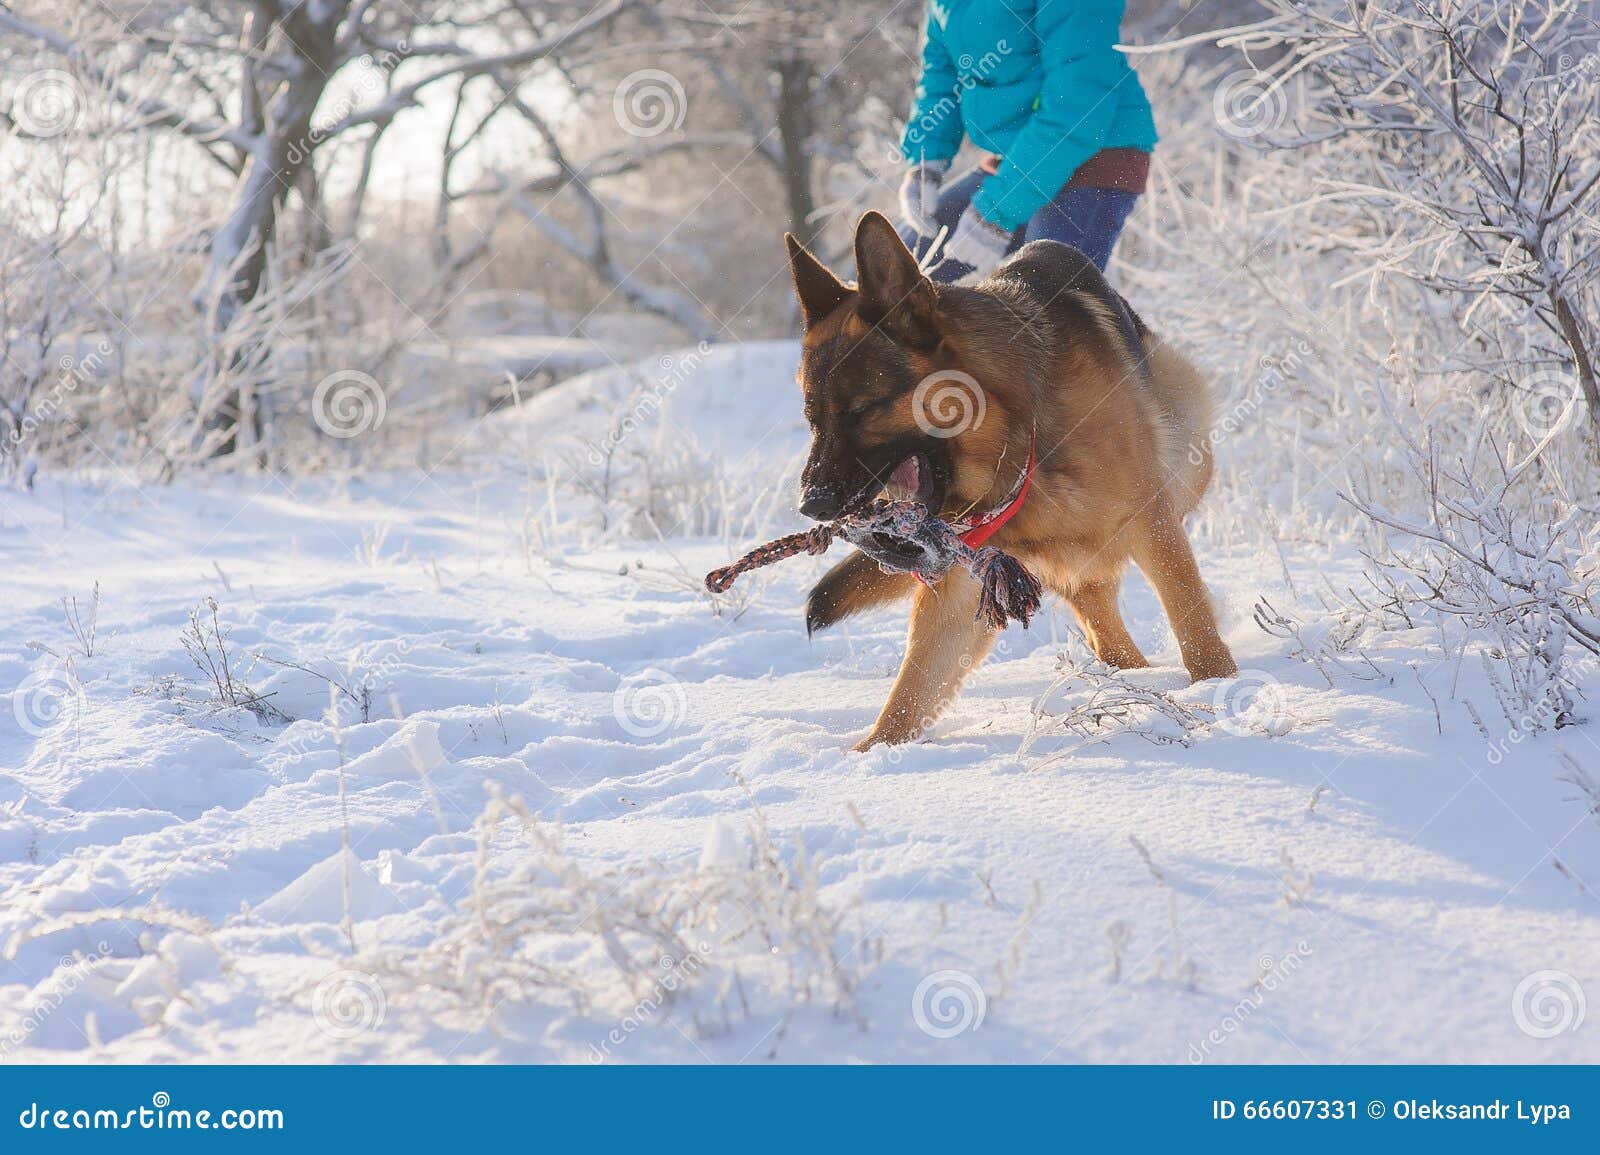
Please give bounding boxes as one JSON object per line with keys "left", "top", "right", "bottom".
{"left": 854, "top": 568, "right": 996, "bottom": 750}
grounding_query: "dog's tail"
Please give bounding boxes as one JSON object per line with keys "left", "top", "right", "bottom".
{"left": 1142, "top": 335, "right": 1218, "bottom": 518}
{"left": 805, "top": 550, "right": 918, "bottom": 635}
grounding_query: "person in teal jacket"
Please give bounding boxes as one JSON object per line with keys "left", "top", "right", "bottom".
{"left": 897, "top": 0, "right": 1157, "bottom": 281}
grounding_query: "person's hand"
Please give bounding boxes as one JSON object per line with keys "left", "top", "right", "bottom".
{"left": 943, "top": 204, "right": 1011, "bottom": 277}
{"left": 898, "top": 161, "right": 948, "bottom": 237}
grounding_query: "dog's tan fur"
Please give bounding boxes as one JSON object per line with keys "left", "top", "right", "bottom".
{"left": 790, "top": 213, "right": 1236, "bottom": 750}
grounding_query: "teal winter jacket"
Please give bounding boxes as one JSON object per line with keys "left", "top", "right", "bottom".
{"left": 899, "top": 0, "right": 1157, "bottom": 231}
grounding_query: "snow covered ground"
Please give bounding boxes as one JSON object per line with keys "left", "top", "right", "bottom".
{"left": 2, "top": 341, "right": 1598, "bottom": 1063}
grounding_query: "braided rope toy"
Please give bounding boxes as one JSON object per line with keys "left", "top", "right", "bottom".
{"left": 705, "top": 499, "right": 1043, "bottom": 630}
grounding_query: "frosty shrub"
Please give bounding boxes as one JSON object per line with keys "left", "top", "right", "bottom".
{"left": 362, "top": 787, "right": 871, "bottom": 1051}
{"left": 1239, "top": 0, "right": 1600, "bottom": 433}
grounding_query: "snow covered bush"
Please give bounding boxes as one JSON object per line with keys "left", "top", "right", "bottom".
{"left": 354, "top": 788, "right": 872, "bottom": 1048}
{"left": 1347, "top": 390, "right": 1600, "bottom": 733}
{"left": 1236, "top": 0, "right": 1600, "bottom": 431}
{"left": 1109, "top": 1, "right": 1600, "bottom": 740}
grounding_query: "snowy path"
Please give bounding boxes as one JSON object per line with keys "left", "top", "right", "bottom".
{"left": 2, "top": 344, "right": 1597, "bottom": 1063}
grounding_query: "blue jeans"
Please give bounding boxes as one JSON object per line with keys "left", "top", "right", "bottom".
{"left": 903, "top": 168, "right": 1138, "bottom": 283}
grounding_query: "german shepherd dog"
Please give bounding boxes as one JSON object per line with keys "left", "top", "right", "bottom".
{"left": 788, "top": 212, "right": 1238, "bottom": 750}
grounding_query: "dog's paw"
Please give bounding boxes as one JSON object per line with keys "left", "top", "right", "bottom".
{"left": 1186, "top": 653, "right": 1240, "bottom": 682}
{"left": 852, "top": 726, "right": 915, "bottom": 752}
{"left": 805, "top": 586, "right": 843, "bottom": 637}
{"left": 806, "top": 551, "right": 915, "bottom": 636}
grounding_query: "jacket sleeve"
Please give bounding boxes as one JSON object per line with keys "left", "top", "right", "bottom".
{"left": 898, "top": 11, "right": 965, "bottom": 165}
{"left": 972, "top": 0, "right": 1131, "bottom": 231}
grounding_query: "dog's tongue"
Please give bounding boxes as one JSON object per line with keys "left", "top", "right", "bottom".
{"left": 887, "top": 455, "right": 921, "bottom": 499}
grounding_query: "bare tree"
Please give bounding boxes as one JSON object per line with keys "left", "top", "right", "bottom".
{"left": 0, "top": 0, "right": 642, "bottom": 451}
{"left": 1230, "top": 0, "right": 1600, "bottom": 437}
{"left": 681, "top": 2, "right": 920, "bottom": 251}
{"left": 0, "top": 0, "right": 921, "bottom": 468}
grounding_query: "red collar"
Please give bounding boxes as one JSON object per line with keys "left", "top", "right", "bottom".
{"left": 951, "top": 433, "right": 1035, "bottom": 548}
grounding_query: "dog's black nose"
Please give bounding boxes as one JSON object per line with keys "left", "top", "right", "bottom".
{"left": 799, "top": 488, "right": 841, "bottom": 521}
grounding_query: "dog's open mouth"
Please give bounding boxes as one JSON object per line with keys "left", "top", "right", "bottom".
{"left": 884, "top": 453, "right": 935, "bottom": 505}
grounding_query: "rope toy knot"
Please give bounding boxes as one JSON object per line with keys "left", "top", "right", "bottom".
{"left": 969, "top": 546, "right": 1044, "bottom": 630}
{"left": 704, "top": 500, "right": 1041, "bottom": 630}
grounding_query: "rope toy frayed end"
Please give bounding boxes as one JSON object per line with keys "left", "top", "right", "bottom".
{"left": 970, "top": 546, "right": 1043, "bottom": 630}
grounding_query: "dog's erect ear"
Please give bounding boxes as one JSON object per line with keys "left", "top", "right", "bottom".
{"left": 786, "top": 233, "right": 849, "bottom": 327}
{"left": 853, "top": 211, "right": 938, "bottom": 348}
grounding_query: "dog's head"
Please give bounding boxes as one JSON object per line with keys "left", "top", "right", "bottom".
{"left": 786, "top": 212, "right": 1011, "bottom": 526}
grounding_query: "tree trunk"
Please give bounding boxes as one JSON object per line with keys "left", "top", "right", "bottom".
{"left": 195, "top": 33, "right": 341, "bottom": 325}
{"left": 191, "top": 2, "right": 347, "bottom": 455}
{"left": 774, "top": 55, "right": 817, "bottom": 248}
{"left": 1550, "top": 288, "right": 1600, "bottom": 441}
